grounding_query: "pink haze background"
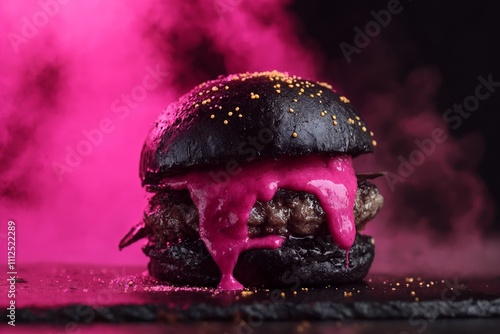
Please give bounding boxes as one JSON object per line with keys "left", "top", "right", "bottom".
{"left": 0, "top": 0, "right": 498, "bottom": 276}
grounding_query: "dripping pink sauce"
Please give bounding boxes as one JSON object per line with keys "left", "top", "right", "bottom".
{"left": 161, "top": 154, "right": 357, "bottom": 290}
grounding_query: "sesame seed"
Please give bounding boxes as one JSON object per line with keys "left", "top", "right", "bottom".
{"left": 333, "top": 121, "right": 338, "bottom": 126}
{"left": 238, "top": 114, "right": 242, "bottom": 118}
{"left": 195, "top": 104, "right": 199, "bottom": 108}
{"left": 210, "top": 114, "right": 215, "bottom": 119}
{"left": 289, "top": 108, "right": 294, "bottom": 113}
{"left": 355, "top": 116, "right": 360, "bottom": 120}
{"left": 372, "top": 140, "right": 377, "bottom": 146}
{"left": 228, "top": 112, "right": 233, "bottom": 116}
{"left": 320, "top": 112, "right": 325, "bottom": 117}
{"left": 411, "top": 291, "right": 416, "bottom": 296}
{"left": 235, "top": 107, "right": 240, "bottom": 111}
{"left": 340, "top": 96, "right": 350, "bottom": 103}
{"left": 292, "top": 132, "right": 298, "bottom": 138}
{"left": 276, "top": 90, "right": 281, "bottom": 93}
{"left": 332, "top": 115, "right": 336, "bottom": 120}
{"left": 289, "top": 84, "right": 294, "bottom": 88}
{"left": 219, "top": 106, "right": 222, "bottom": 109}
{"left": 358, "top": 122, "right": 362, "bottom": 126}
{"left": 223, "top": 120, "right": 228, "bottom": 125}
{"left": 310, "top": 94, "right": 314, "bottom": 98}
{"left": 293, "top": 99, "right": 298, "bottom": 102}
{"left": 370, "top": 131, "right": 374, "bottom": 136}
{"left": 225, "top": 85, "right": 229, "bottom": 90}
{"left": 362, "top": 126, "right": 367, "bottom": 132}
{"left": 198, "top": 92, "right": 203, "bottom": 96}
{"left": 212, "top": 86, "right": 218, "bottom": 91}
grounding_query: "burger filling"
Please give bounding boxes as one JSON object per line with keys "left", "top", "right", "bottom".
{"left": 120, "top": 155, "right": 383, "bottom": 290}
{"left": 120, "top": 179, "right": 382, "bottom": 248}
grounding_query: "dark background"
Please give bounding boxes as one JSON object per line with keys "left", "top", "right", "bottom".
{"left": 290, "top": 0, "right": 500, "bottom": 232}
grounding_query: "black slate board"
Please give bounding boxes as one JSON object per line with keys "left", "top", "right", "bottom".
{"left": 1, "top": 264, "right": 500, "bottom": 324}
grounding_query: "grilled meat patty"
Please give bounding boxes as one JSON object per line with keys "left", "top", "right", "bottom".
{"left": 119, "top": 179, "right": 383, "bottom": 249}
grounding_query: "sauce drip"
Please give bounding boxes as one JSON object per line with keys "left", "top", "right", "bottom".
{"left": 162, "top": 154, "right": 357, "bottom": 290}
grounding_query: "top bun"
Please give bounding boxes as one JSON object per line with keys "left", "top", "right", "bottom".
{"left": 140, "top": 71, "right": 376, "bottom": 185}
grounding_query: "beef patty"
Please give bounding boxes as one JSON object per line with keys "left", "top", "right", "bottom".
{"left": 119, "top": 179, "right": 383, "bottom": 249}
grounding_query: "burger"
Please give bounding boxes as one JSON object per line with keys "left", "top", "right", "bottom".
{"left": 119, "top": 71, "right": 383, "bottom": 290}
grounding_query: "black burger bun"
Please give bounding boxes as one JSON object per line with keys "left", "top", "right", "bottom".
{"left": 140, "top": 71, "right": 377, "bottom": 185}
{"left": 144, "top": 234, "right": 375, "bottom": 288}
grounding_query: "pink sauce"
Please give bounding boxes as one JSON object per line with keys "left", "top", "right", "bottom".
{"left": 161, "top": 154, "right": 357, "bottom": 290}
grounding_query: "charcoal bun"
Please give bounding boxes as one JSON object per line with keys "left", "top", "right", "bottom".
{"left": 140, "top": 71, "right": 376, "bottom": 185}
{"left": 144, "top": 234, "right": 374, "bottom": 288}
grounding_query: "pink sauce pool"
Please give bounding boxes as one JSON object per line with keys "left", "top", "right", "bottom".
{"left": 162, "top": 154, "right": 357, "bottom": 290}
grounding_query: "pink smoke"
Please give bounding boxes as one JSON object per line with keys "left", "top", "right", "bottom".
{"left": 0, "top": 0, "right": 497, "bottom": 277}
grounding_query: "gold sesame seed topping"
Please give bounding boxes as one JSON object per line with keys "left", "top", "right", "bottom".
{"left": 333, "top": 120, "right": 338, "bottom": 126}
{"left": 238, "top": 114, "right": 242, "bottom": 118}
{"left": 219, "top": 106, "right": 222, "bottom": 109}
{"left": 276, "top": 89, "right": 281, "bottom": 93}
{"left": 411, "top": 291, "right": 416, "bottom": 296}
{"left": 251, "top": 92, "right": 260, "bottom": 99}
{"left": 289, "top": 108, "right": 294, "bottom": 113}
{"left": 310, "top": 94, "right": 314, "bottom": 98}
{"left": 332, "top": 115, "right": 337, "bottom": 120}
{"left": 210, "top": 114, "right": 215, "bottom": 119}
{"left": 320, "top": 112, "right": 325, "bottom": 117}
{"left": 372, "top": 140, "right": 377, "bottom": 146}
{"left": 358, "top": 121, "right": 362, "bottom": 126}
{"left": 296, "top": 83, "right": 300, "bottom": 87}
{"left": 228, "top": 111, "right": 233, "bottom": 116}
{"left": 355, "top": 116, "right": 360, "bottom": 120}
{"left": 198, "top": 92, "right": 203, "bottom": 96}
{"left": 223, "top": 120, "right": 228, "bottom": 125}
{"left": 317, "top": 81, "right": 333, "bottom": 90}
{"left": 293, "top": 99, "right": 298, "bottom": 102}
{"left": 276, "top": 83, "right": 281, "bottom": 88}
{"left": 235, "top": 107, "right": 240, "bottom": 111}
{"left": 292, "top": 132, "right": 298, "bottom": 138}
{"left": 289, "top": 84, "right": 294, "bottom": 88}
{"left": 195, "top": 103, "right": 199, "bottom": 108}
{"left": 370, "top": 131, "right": 374, "bottom": 136}
{"left": 212, "top": 86, "right": 218, "bottom": 91}
{"left": 225, "top": 85, "right": 229, "bottom": 90}
{"left": 300, "top": 88, "right": 304, "bottom": 93}
{"left": 362, "top": 126, "right": 367, "bottom": 132}
{"left": 340, "top": 96, "right": 350, "bottom": 103}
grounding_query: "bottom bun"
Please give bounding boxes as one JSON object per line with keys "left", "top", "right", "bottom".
{"left": 144, "top": 234, "right": 374, "bottom": 289}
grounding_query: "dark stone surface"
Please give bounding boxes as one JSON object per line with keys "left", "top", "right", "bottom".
{"left": 1, "top": 264, "right": 499, "bottom": 324}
